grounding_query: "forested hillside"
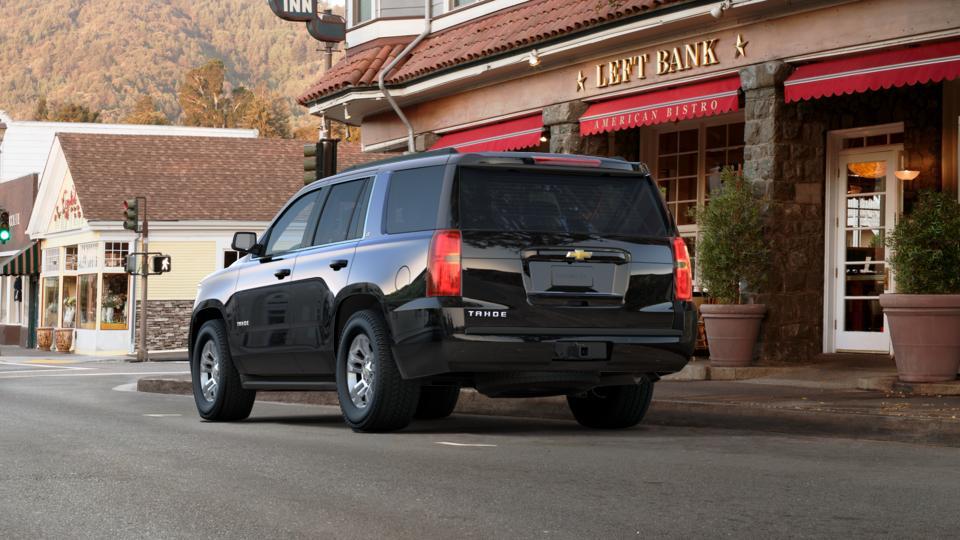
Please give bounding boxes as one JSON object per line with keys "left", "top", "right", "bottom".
{"left": 0, "top": 0, "right": 337, "bottom": 123}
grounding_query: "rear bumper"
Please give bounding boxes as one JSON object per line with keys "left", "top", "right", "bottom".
{"left": 388, "top": 303, "right": 696, "bottom": 379}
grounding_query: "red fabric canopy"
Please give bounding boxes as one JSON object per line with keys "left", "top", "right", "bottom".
{"left": 579, "top": 77, "right": 740, "bottom": 136}
{"left": 785, "top": 40, "right": 960, "bottom": 103}
{"left": 430, "top": 115, "right": 543, "bottom": 152}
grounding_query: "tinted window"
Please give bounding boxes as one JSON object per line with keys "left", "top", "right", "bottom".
{"left": 264, "top": 191, "right": 321, "bottom": 256}
{"left": 385, "top": 166, "right": 445, "bottom": 234}
{"left": 314, "top": 179, "right": 367, "bottom": 246}
{"left": 459, "top": 168, "right": 669, "bottom": 237}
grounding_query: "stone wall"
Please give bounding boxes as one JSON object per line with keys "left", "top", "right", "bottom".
{"left": 133, "top": 299, "right": 192, "bottom": 351}
{"left": 742, "top": 61, "right": 943, "bottom": 362}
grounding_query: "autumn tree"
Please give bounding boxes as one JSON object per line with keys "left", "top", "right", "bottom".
{"left": 236, "top": 85, "right": 291, "bottom": 138}
{"left": 33, "top": 98, "right": 102, "bottom": 123}
{"left": 122, "top": 96, "right": 170, "bottom": 125}
{"left": 178, "top": 59, "right": 231, "bottom": 127}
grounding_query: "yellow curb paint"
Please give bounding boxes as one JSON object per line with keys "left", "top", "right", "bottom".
{"left": 22, "top": 359, "right": 76, "bottom": 365}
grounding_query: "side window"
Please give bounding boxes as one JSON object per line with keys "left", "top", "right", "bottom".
{"left": 314, "top": 179, "right": 369, "bottom": 246}
{"left": 385, "top": 166, "right": 445, "bottom": 234}
{"left": 264, "top": 191, "right": 321, "bottom": 257}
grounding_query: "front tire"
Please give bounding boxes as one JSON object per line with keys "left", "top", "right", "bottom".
{"left": 566, "top": 377, "right": 654, "bottom": 429}
{"left": 191, "top": 319, "right": 255, "bottom": 421}
{"left": 336, "top": 310, "right": 420, "bottom": 432}
{"left": 415, "top": 385, "right": 460, "bottom": 419}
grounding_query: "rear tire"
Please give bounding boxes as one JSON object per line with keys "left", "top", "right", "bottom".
{"left": 414, "top": 385, "right": 460, "bottom": 419}
{"left": 336, "top": 310, "right": 420, "bottom": 432}
{"left": 566, "top": 377, "right": 654, "bottom": 429}
{"left": 191, "top": 319, "right": 255, "bottom": 422}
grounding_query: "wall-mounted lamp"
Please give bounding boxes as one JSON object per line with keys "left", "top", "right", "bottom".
{"left": 539, "top": 132, "right": 549, "bottom": 143}
{"left": 527, "top": 49, "right": 542, "bottom": 68}
{"left": 343, "top": 104, "right": 351, "bottom": 120}
{"left": 710, "top": 0, "right": 733, "bottom": 19}
{"left": 895, "top": 150, "right": 919, "bottom": 181}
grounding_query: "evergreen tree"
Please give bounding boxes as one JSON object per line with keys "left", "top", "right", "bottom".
{"left": 121, "top": 96, "right": 170, "bottom": 125}
{"left": 178, "top": 59, "right": 230, "bottom": 128}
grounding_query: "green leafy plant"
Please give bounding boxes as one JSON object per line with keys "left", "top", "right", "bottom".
{"left": 693, "top": 168, "right": 769, "bottom": 304}
{"left": 887, "top": 190, "right": 960, "bottom": 294}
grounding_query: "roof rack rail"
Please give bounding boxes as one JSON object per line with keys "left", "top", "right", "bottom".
{"left": 339, "top": 147, "right": 457, "bottom": 173}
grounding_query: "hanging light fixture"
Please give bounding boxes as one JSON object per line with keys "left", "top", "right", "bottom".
{"left": 895, "top": 150, "right": 919, "bottom": 181}
{"left": 527, "top": 49, "right": 542, "bottom": 68}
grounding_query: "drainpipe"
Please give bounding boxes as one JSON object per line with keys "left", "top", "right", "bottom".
{"left": 377, "top": 0, "right": 432, "bottom": 153}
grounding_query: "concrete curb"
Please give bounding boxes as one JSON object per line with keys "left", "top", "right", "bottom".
{"left": 857, "top": 375, "right": 960, "bottom": 396}
{"left": 136, "top": 377, "right": 960, "bottom": 446}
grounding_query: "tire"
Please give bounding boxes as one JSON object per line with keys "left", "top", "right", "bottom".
{"left": 191, "top": 319, "right": 256, "bottom": 421}
{"left": 336, "top": 310, "right": 420, "bottom": 432}
{"left": 566, "top": 377, "right": 654, "bottom": 429}
{"left": 414, "top": 385, "right": 460, "bottom": 420}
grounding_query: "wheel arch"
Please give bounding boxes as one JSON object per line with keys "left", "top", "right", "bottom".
{"left": 333, "top": 286, "right": 390, "bottom": 354}
{"left": 189, "top": 300, "right": 226, "bottom": 359}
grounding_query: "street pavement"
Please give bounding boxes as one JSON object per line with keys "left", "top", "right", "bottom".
{"left": 2, "top": 359, "right": 960, "bottom": 539}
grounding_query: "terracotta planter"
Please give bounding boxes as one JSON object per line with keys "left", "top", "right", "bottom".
{"left": 700, "top": 304, "right": 766, "bottom": 367}
{"left": 879, "top": 294, "right": 960, "bottom": 383}
{"left": 36, "top": 327, "right": 54, "bottom": 351}
{"left": 55, "top": 328, "right": 74, "bottom": 353}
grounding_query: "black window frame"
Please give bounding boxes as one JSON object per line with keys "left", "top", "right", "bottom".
{"left": 311, "top": 178, "right": 372, "bottom": 247}
{"left": 259, "top": 190, "right": 324, "bottom": 259}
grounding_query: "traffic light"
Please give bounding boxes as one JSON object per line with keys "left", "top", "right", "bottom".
{"left": 123, "top": 198, "right": 139, "bottom": 231}
{"left": 0, "top": 212, "right": 9, "bottom": 244}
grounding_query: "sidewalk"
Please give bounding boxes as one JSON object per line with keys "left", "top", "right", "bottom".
{"left": 136, "top": 357, "right": 960, "bottom": 446}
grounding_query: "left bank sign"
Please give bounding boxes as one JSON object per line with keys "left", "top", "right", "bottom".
{"left": 268, "top": 0, "right": 316, "bottom": 22}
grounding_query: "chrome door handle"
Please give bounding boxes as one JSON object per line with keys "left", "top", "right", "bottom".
{"left": 274, "top": 268, "right": 291, "bottom": 280}
{"left": 330, "top": 259, "right": 349, "bottom": 271}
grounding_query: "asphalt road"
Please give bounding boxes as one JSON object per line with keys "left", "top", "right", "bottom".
{"left": 1, "top": 359, "right": 959, "bottom": 539}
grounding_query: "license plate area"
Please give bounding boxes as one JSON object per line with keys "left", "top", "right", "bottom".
{"left": 554, "top": 342, "right": 609, "bottom": 360}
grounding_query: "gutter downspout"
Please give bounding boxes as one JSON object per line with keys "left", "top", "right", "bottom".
{"left": 377, "top": 0, "right": 432, "bottom": 153}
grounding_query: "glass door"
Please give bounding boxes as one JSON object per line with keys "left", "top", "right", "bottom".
{"left": 834, "top": 150, "right": 898, "bottom": 352}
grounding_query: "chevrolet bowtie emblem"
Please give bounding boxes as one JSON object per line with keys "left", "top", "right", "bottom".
{"left": 565, "top": 249, "right": 593, "bottom": 262}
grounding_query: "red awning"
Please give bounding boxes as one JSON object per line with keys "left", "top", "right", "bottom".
{"left": 579, "top": 77, "right": 740, "bottom": 136}
{"left": 785, "top": 40, "right": 960, "bottom": 103}
{"left": 430, "top": 115, "right": 543, "bottom": 152}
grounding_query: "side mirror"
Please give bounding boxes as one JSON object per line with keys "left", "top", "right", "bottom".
{"left": 232, "top": 232, "right": 261, "bottom": 256}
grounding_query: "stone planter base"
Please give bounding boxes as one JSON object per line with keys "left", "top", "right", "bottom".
{"left": 700, "top": 304, "right": 766, "bottom": 367}
{"left": 879, "top": 294, "right": 960, "bottom": 383}
{"left": 36, "top": 327, "right": 53, "bottom": 351}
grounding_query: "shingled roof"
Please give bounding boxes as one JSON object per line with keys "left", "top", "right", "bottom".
{"left": 57, "top": 134, "right": 307, "bottom": 222}
{"left": 299, "top": 0, "right": 684, "bottom": 105}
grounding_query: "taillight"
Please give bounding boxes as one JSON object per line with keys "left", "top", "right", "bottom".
{"left": 673, "top": 237, "right": 693, "bottom": 302}
{"left": 427, "top": 229, "right": 462, "bottom": 297}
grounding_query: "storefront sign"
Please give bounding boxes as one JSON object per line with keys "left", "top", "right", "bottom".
{"left": 577, "top": 34, "right": 748, "bottom": 92}
{"left": 267, "top": 0, "right": 317, "bottom": 22}
{"left": 50, "top": 178, "right": 85, "bottom": 233}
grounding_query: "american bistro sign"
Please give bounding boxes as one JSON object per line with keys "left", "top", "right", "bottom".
{"left": 576, "top": 34, "right": 748, "bottom": 135}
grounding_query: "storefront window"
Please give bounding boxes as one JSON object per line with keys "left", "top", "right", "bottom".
{"left": 43, "top": 248, "right": 59, "bottom": 273}
{"left": 104, "top": 242, "right": 129, "bottom": 268}
{"left": 657, "top": 128, "right": 699, "bottom": 226}
{"left": 355, "top": 0, "right": 373, "bottom": 23}
{"left": 0, "top": 276, "right": 7, "bottom": 323}
{"left": 79, "top": 242, "right": 100, "bottom": 271}
{"left": 101, "top": 274, "right": 129, "bottom": 330}
{"left": 64, "top": 246, "right": 78, "bottom": 271}
{"left": 61, "top": 276, "right": 78, "bottom": 328}
{"left": 42, "top": 277, "right": 59, "bottom": 327}
{"left": 78, "top": 274, "right": 98, "bottom": 330}
{"left": 223, "top": 250, "right": 240, "bottom": 268}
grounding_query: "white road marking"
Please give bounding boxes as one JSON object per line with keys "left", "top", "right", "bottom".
{"left": 143, "top": 414, "right": 182, "bottom": 418}
{"left": 435, "top": 441, "right": 498, "bottom": 448}
{"left": 0, "top": 360, "right": 90, "bottom": 371}
{"left": 112, "top": 383, "right": 139, "bottom": 392}
{"left": 0, "top": 371, "right": 189, "bottom": 380}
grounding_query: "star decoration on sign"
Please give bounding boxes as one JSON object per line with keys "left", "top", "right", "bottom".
{"left": 576, "top": 70, "right": 587, "bottom": 92}
{"left": 735, "top": 34, "right": 748, "bottom": 58}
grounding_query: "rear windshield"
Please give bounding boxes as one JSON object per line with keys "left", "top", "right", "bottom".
{"left": 458, "top": 168, "right": 669, "bottom": 237}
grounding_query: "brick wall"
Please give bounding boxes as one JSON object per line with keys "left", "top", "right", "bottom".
{"left": 133, "top": 299, "right": 192, "bottom": 351}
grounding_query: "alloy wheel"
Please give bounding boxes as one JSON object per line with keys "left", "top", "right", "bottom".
{"left": 346, "top": 333, "right": 376, "bottom": 409}
{"left": 199, "top": 340, "right": 220, "bottom": 403}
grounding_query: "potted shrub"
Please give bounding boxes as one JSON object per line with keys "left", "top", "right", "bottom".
{"left": 880, "top": 191, "right": 960, "bottom": 382}
{"left": 695, "top": 168, "right": 769, "bottom": 367}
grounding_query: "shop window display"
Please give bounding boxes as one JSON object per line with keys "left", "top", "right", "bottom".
{"left": 42, "top": 277, "right": 59, "bottom": 327}
{"left": 104, "top": 242, "right": 129, "bottom": 268}
{"left": 101, "top": 274, "right": 129, "bottom": 330}
{"left": 78, "top": 274, "right": 98, "bottom": 330}
{"left": 61, "top": 276, "right": 78, "bottom": 328}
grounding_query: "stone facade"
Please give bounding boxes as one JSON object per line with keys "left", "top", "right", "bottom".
{"left": 740, "top": 62, "right": 943, "bottom": 362}
{"left": 133, "top": 299, "right": 193, "bottom": 351}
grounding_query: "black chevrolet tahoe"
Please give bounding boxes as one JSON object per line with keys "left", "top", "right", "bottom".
{"left": 189, "top": 150, "right": 696, "bottom": 432}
